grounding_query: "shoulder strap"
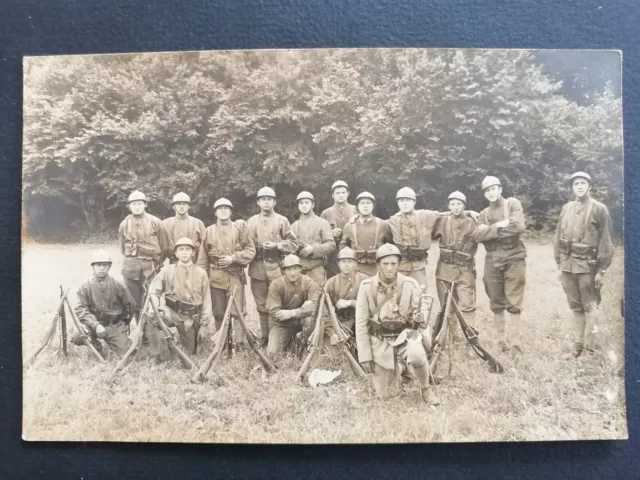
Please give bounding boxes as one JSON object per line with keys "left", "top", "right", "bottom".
{"left": 581, "top": 199, "right": 595, "bottom": 241}
{"left": 503, "top": 198, "right": 509, "bottom": 221}
{"left": 353, "top": 218, "right": 359, "bottom": 247}
{"left": 369, "top": 276, "right": 397, "bottom": 317}
{"left": 374, "top": 218, "right": 381, "bottom": 247}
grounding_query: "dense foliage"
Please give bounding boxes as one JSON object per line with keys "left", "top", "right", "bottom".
{"left": 22, "top": 49, "right": 623, "bottom": 239}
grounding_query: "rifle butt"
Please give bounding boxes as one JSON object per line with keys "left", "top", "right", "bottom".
{"left": 231, "top": 297, "right": 278, "bottom": 372}
{"left": 297, "top": 292, "right": 325, "bottom": 382}
{"left": 64, "top": 296, "right": 105, "bottom": 363}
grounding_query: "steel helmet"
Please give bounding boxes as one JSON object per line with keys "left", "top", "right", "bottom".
{"left": 355, "top": 191, "right": 376, "bottom": 205}
{"left": 569, "top": 171, "right": 592, "bottom": 185}
{"left": 376, "top": 243, "right": 402, "bottom": 261}
{"left": 331, "top": 180, "right": 349, "bottom": 192}
{"left": 337, "top": 247, "right": 357, "bottom": 261}
{"left": 174, "top": 237, "right": 195, "bottom": 250}
{"left": 281, "top": 254, "right": 302, "bottom": 269}
{"left": 396, "top": 187, "right": 417, "bottom": 201}
{"left": 257, "top": 186, "right": 276, "bottom": 199}
{"left": 296, "top": 191, "right": 315, "bottom": 203}
{"left": 481, "top": 176, "right": 501, "bottom": 191}
{"left": 172, "top": 192, "right": 191, "bottom": 204}
{"left": 127, "top": 190, "right": 147, "bottom": 203}
{"left": 448, "top": 191, "right": 467, "bottom": 204}
{"left": 90, "top": 249, "right": 112, "bottom": 265}
{"left": 213, "top": 197, "right": 233, "bottom": 210}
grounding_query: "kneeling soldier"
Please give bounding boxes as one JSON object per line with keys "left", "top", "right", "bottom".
{"left": 266, "top": 254, "right": 320, "bottom": 356}
{"left": 356, "top": 244, "right": 439, "bottom": 406}
{"left": 326, "top": 247, "right": 368, "bottom": 334}
{"left": 432, "top": 191, "right": 479, "bottom": 342}
{"left": 149, "top": 237, "right": 214, "bottom": 357}
{"left": 555, "top": 172, "right": 614, "bottom": 359}
{"left": 72, "top": 250, "right": 136, "bottom": 358}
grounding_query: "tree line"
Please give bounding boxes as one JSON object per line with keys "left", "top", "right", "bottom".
{"left": 22, "top": 48, "right": 623, "bottom": 240}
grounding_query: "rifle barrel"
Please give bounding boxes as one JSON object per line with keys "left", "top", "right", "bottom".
{"left": 64, "top": 296, "right": 106, "bottom": 362}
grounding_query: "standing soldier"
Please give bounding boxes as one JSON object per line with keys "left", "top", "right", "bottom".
{"left": 72, "top": 250, "right": 136, "bottom": 358}
{"left": 339, "top": 192, "right": 393, "bottom": 277}
{"left": 355, "top": 244, "right": 439, "bottom": 405}
{"left": 118, "top": 190, "right": 162, "bottom": 311}
{"left": 321, "top": 180, "right": 358, "bottom": 278}
{"left": 291, "top": 191, "right": 336, "bottom": 288}
{"left": 554, "top": 172, "right": 614, "bottom": 359}
{"left": 432, "top": 191, "right": 479, "bottom": 342}
{"left": 160, "top": 192, "right": 205, "bottom": 265}
{"left": 197, "top": 198, "right": 256, "bottom": 346}
{"left": 472, "top": 176, "right": 526, "bottom": 353}
{"left": 266, "top": 254, "right": 320, "bottom": 356}
{"left": 325, "top": 247, "right": 368, "bottom": 335}
{"left": 247, "top": 187, "right": 298, "bottom": 347}
{"left": 149, "top": 237, "right": 214, "bottom": 357}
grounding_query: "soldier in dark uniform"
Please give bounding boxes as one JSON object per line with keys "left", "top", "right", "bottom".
{"left": 554, "top": 172, "right": 614, "bottom": 359}
{"left": 160, "top": 192, "right": 205, "bottom": 265}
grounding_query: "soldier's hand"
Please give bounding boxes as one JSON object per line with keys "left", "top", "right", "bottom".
{"left": 495, "top": 219, "right": 510, "bottom": 229}
{"left": 466, "top": 210, "right": 480, "bottom": 221}
{"left": 332, "top": 227, "right": 342, "bottom": 238}
{"left": 360, "top": 361, "right": 374, "bottom": 374}
{"left": 335, "top": 299, "right": 351, "bottom": 310}
{"left": 95, "top": 324, "right": 107, "bottom": 339}
{"left": 275, "top": 310, "right": 288, "bottom": 322}
{"left": 218, "top": 255, "right": 233, "bottom": 267}
{"left": 263, "top": 241, "right": 277, "bottom": 250}
{"left": 594, "top": 272, "right": 604, "bottom": 290}
{"left": 197, "top": 327, "right": 208, "bottom": 343}
{"left": 299, "top": 245, "right": 314, "bottom": 258}
{"left": 234, "top": 219, "right": 247, "bottom": 230}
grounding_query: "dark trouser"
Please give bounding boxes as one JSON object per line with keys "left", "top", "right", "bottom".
{"left": 267, "top": 316, "right": 314, "bottom": 355}
{"left": 302, "top": 265, "right": 326, "bottom": 289}
{"left": 401, "top": 269, "right": 429, "bottom": 290}
{"left": 124, "top": 272, "right": 145, "bottom": 311}
{"left": 72, "top": 322, "right": 131, "bottom": 358}
{"left": 559, "top": 271, "right": 600, "bottom": 313}
{"left": 483, "top": 258, "right": 526, "bottom": 314}
{"left": 435, "top": 269, "right": 476, "bottom": 313}
{"left": 210, "top": 287, "right": 245, "bottom": 343}
{"left": 250, "top": 278, "right": 271, "bottom": 343}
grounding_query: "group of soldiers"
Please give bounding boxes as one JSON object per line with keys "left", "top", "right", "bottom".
{"left": 71, "top": 171, "right": 614, "bottom": 405}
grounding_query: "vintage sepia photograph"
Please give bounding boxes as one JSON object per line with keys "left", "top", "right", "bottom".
{"left": 22, "top": 47, "right": 625, "bottom": 443}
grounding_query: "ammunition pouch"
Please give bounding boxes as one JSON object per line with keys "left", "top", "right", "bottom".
{"left": 165, "top": 296, "right": 202, "bottom": 317}
{"left": 355, "top": 249, "right": 377, "bottom": 265}
{"left": 401, "top": 246, "right": 428, "bottom": 262}
{"left": 440, "top": 249, "right": 473, "bottom": 267}
{"left": 485, "top": 235, "right": 520, "bottom": 252}
{"left": 124, "top": 241, "right": 138, "bottom": 257}
{"left": 255, "top": 247, "right": 282, "bottom": 263}
{"left": 570, "top": 242, "right": 597, "bottom": 262}
{"left": 95, "top": 312, "right": 126, "bottom": 326}
{"left": 136, "top": 242, "right": 157, "bottom": 258}
{"left": 369, "top": 318, "right": 408, "bottom": 338}
{"left": 558, "top": 237, "right": 571, "bottom": 255}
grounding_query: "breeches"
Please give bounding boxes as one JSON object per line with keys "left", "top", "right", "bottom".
{"left": 560, "top": 271, "right": 600, "bottom": 313}
{"left": 483, "top": 258, "right": 526, "bottom": 314}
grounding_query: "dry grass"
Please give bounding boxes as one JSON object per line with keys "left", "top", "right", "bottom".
{"left": 21, "top": 239, "right": 627, "bottom": 443}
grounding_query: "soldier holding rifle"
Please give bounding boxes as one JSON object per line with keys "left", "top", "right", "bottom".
{"left": 321, "top": 180, "right": 358, "bottom": 278}
{"left": 554, "top": 172, "right": 614, "bottom": 359}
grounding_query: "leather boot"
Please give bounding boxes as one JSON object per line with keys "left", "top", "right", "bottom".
{"left": 510, "top": 313, "right": 523, "bottom": 353}
{"left": 420, "top": 387, "right": 441, "bottom": 406}
{"left": 259, "top": 313, "right": 270, "bottom": 347}
{"left": 583, "top": 310, "right": 599, "bottom": 353}
{"left": 494, "top": 311, "right": 507, "bottom": 352}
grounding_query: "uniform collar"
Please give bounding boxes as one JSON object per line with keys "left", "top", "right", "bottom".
{"left": 300, "top": 212, "right": 316, "bottom": 220}
{"left": 401, "top": 210, "right": 415, "bottom": 218}
{"left": 285, "top": 276, "right": 302, "bottom": 287}
{"left": 260, "top": 210, "right": 275, "bottom": 218}
{"left": 177, "top": 261, "right": 193, "bottom": 268}
{"left": 491, "top": 196, "right": 505, "bottom": 207}
{"left": 576, "top": 194, "right": 591, "bottom": 204}
{"left": 175, "top": 213, "right": 190, "bottom": 220}
{"left": 358, "top": 214, "right": 374, "bottom": 224}
{"left": 218, "top": 219, "right": 232, "bottom": 226}
{"left": 377, "top": 273, "right": 398, "bottom": 290}
{"left": 93, "top": 274, "right": 109, "bottom": 283}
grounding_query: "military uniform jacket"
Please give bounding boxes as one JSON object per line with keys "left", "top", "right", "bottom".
{"left": 118, "top": 212, "right": 163, "bottom": 280}
{"left": 321, "top": 202, "right": 358, "bottom": 232}
{"left": 150, "top": 262, "right": 214, "bottom": 327}
{"left": 247, "top": 211, "right": 298, "bottom": 282}
{"left": 355, "top": 273, "right": 421, "bottom": 369}
{"left": 387, "top": 210, "right": 443, "bottom": 272}
{"left": 75, "top": 274, "right": 136, "bottom": 330}
{"left": 197, "top": 219, "right": 256, "bottom": 289}
{"left": 291, "top": 212, "right": 336, "bottom": 270}
{"left": 267, "top": 275, "right": 320, "bottom": 319}
{"left": 472, "top": 197, "right": 526, "bottom": 268}
{"left": 554, "top": 197, "right": 614, "bottom": 274}
{"left": 326, "top": 271, "right": 368, "bottom": 321}
{"left": 160, "top": 215, "right": 205, "bottom": 263}
{"left": 339, "top": 216, "right": 392, "bottom": 264}
{"left": 432, "top": 214, "right": 479, "bottom": 281}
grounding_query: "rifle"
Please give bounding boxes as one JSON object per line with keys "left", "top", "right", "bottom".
{"left": 297, "top": 288, "right": 326, "bottom": 382}
{"left": 59, "top": 285, "right": 68, "bottom": 355}
{"left": 64, "top": 296, "right": 105, "bottom": 362}
{"left": 443, "top": 283, "right": 504, "bottom": 374}
{"left": 232, "top": 296, "right": 277, "bottom": 373}
{"left": 25, "top": 287, "right": 71, "bottom": 368}
{"left": 322, "top": 289, "right": 367, "bottom": 380}
{"left": 429, "top": 281, "right": 455, "bottom": 377}
{"left": 191, "top": 286, "right": 236, "bottom": 383}
{"left": 149, "top": 296, "right": 195, "bottom": 370}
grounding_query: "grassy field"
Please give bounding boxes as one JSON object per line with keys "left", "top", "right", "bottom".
{"left": 21, "top": 239, "right": 627, "bottom": 443}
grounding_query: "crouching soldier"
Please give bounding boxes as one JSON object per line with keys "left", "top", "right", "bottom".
{"left": 149, "top": 237, "right": 214, "bottom": 358}
{"left": 326, "top": 247, "right": 368, "bottom": 334}
{"left": 355, "top": 244, "right": 439, "bottom": 406}
{"left": 266, "top": 254, "right": 320, "bottom": 356}
{"left": 72, "top": 250, "right": 137, "bottom": 358}
{"left": 555, "top": 172, "right": 614, "bottom": 359}
{"left": 432, "top": 191, "right": 479, "bottom": 342}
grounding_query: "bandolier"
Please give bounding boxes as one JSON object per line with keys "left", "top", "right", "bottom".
{"left": 160, "top": 192, "right": 205, "bottom": 264}
{"left": 321, "top": 180, "right": 358, "bottom": 278}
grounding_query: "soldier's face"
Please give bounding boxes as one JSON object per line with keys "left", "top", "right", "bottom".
{"left": 258, "top": 196, "right": 275, "bottom": 211}
{"left": 173, "top": 202, "right": 190, "bottom": 216}
{"left": 378, "top": 256, "right": 399, "bottom": 281}
{"left": 338, "top": 258, "right": 356, "bottom": 275}
{"left": 572, "top": 178, "right": 591, "bottom": 198}
{"left": 215, "top": 206, "right": 232, "bottom": 221}
{"left": 448, "top": 199, "right": 465, "bottom": 215}
{"left": 397, "top": 198, "right": 415, "bottom": 213}
{"left": 92, "top": 262, "right": 111, "bottom": 278}
{"left": 298, "top": 199, "right": 314, "bottom": 215}
{"left": 129, "top": 201, "right": 146, "bottom": 215}
{"left": 283, "top": 265, "right": 302, "bottom": 282}
{"left": 357, "top": 199, "right": 374, "bottom": 216}
{"left": 332, "top": 187, "right": 349, "bottom": 204}
{"left": 484, "top": 185, "right": 502, "bottom": 203}
{"left": 176, "top": 245, "right": 194, "bottom": 263}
